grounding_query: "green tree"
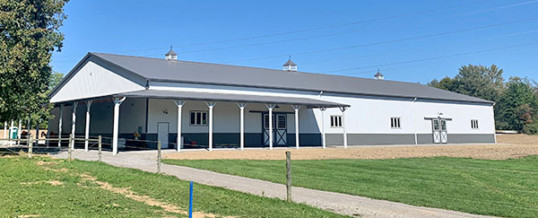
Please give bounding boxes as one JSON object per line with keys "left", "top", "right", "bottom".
{"left": 496, "top": 77, "right": 538, "bottom": 133}
{"left": 428, "top": 64, "right": 513, "bottom": 131}
{"left": 0, "top": 0, "right": 69, "bottom": 125}
{"left": 428, "top": 76, "right": 456, "bottom": 91}
{"left": 48, "top": 72, "right": 64, "bottom": 91}
{"left": 453, "top": 64, "right": 504, "bottom": 102}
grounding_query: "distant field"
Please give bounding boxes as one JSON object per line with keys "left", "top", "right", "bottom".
{"left": 0, "top": 156, "right": 345, "bottom": 218}
{"left": 164, "top": 156, "right": 538, "bottom": 217}
{"left": 164, "top": 134, "right": 538, "bottom": 160}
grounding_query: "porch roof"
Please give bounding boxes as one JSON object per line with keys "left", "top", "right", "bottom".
{"left": 115, "top": 90, "right": 348, "bottom": 108}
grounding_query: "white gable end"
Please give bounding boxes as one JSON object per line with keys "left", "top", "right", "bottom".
{"left": 50, "top": 56, "right": 145, "bottom": 103}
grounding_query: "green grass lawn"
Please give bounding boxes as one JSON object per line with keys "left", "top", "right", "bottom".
{"left": 164, "top": 156, "right": 538, "bottom": 217}
{"left": 0, "top": 156, "right": 346, "bottom": 218}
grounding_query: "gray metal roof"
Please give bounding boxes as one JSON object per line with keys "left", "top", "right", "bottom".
{"left": 90, "top": 52, "right": 492, "bottom": 104}
{"left": 116, "top": 90, "right": 348, "bottom": 108}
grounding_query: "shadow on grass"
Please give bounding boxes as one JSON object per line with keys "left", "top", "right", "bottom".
{"left": 0, "top": 147, "right": 63, "bottom": 156}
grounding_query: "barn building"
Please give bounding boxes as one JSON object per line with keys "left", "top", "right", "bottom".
{"left": 48, "top": 49, "right": 496, "bottom": 155}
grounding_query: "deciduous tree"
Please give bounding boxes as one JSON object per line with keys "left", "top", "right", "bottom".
{"left": 428, "top": 65, "right": 538, "bottom": 133}
{"left": 496, "top": 77, "right": 538, "bottom": 133}
{"left": 0, "top": 0, "right": 68, "bottom": 125}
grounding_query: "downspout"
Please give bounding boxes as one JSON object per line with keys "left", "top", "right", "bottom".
{"left": 145, "top": 80, "right": 150, "bottom": 135}
{"left": 492, "top": 102, "right": 497, "bottom": 144}
{"left": 413, "top": 97, "right": 418, "bottom": 145}
{"left": 319, "top": 91, "right": 325, "bottom": 148}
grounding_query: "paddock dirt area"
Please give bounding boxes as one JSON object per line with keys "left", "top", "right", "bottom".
{"left": 164, "top": 134, "right": 538, "bottom": 160}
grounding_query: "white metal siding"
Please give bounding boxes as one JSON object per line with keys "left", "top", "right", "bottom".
{"left": 50, "top": 58, "right": 145, "bottom": 103}
{"left": 150, "top": 82, "right": 495, "bottom": 136}
{"left": 319, "top": 94, "right": 495, "bottom": 135}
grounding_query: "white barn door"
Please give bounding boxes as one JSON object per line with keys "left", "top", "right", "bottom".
{"left": 440, "top": 119, "right": 448, "bottom": 143}
{"left": 157, "top": 122, "right": 169, "bottom": 149}
{"left": 432, "top": 119, "right": 448, "bottom": 144}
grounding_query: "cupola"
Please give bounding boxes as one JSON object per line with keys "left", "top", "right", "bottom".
{"left": 374, "top": 70, "right": 384, "bottom": 80}
{"left": 165, "top": 46, "right": 177, "bottom": 61}
{"left": 283, "top": 56, "right": 297, "bottom": 71}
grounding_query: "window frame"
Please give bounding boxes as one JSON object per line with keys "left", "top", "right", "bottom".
{"left": 189, "top": 110, "right": 208, "bottom": 126}
{"left": 471, "top": 119, "right": 479, "bottom": 129}
{"left": 276, "top": 114, "right": 287, "bottom": 130}
{"left": 390, "top": 117, "right": 401, "bottom": 129}
{"left": 330, "top": 115, "right": 342, "bottom": 128}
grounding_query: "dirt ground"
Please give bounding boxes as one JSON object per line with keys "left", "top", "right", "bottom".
{"left": 0, "top": 129, "right": 48, "bottom": 139}
{"left": 164, "top": 134, "right": 538, "bottom": 160}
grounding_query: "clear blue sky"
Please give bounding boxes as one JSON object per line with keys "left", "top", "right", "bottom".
{"left": 51, "top": 0, "right": 538, "bottom": 84}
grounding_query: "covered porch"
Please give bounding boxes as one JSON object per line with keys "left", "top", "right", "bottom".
{"left": 52, "top": 90, "right": 349, "bottom": 155}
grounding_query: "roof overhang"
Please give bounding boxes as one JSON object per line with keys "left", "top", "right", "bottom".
{"left": 115, "top": 90, "right": 348, "bottom": 108}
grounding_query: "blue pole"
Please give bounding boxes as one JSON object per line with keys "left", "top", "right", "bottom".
{"left": 189, "top": 181, "right": 193, "bottom": 218}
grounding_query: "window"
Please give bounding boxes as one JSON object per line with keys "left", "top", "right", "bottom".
{"left": 263, "top": 114, "right": 287, "bottom": 129}
{"left": 190, "top": 111, "right": 207, "bottom": 126}
{"left": 330, "top": 115, "right": 342, "bottom": 128}
{"left": 433, "top": 119, "right": 440, "bottom": 130}
{"left": 441, "top": 120, "right": 447, "bottom": 131}
{"left": 277, "top": 115, "right": 286, "bottom": 129}
{"left": 391, "top": 117, "right": 401, "bottom": 129}
{"left": 471, "top": 120, "right": 479, "bottom": 129}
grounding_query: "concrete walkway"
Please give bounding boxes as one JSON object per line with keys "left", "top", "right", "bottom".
{"left": 53, "top": 150, "right": 493, "bottom": 218}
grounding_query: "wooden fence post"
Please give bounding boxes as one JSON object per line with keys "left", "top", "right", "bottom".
{"left": 68, "top": 134, "right": 73, "bottom": 161}
{"left": 28, "top": 136, "right": 33, "bottom": 158}
{"left": 98, "top": 135, "right": 102, "bottom": 162}
{"left": 286, "top": 151, "right": 292, "bottom": 202}
{"left": 157, "top": 140, "right": 161, "bottom": 173}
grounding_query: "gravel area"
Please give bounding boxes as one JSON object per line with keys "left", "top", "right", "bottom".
{"left": 165, "top": 134, "right": 537, "bottom": 160}
{"left": 53, "top": 150, "right": 493, "bottom": 218}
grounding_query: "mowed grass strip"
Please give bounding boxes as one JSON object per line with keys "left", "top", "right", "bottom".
{"left": 164, "top": 156, "right": 538, "bottom": 217}
{"left": 0, "top": 156, "right": 346, "bottom": 218}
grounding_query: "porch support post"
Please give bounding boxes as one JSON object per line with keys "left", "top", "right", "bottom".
{"left": 292, "top": 105, "right": 301, "bottom": 149}
{"left": 206, "top": 102, "right": 216, "bottom": 151}
{"left": 84, "top": 100, "right": 92, "bottom": 152}
{"left": 173, "top": 100, "right": 185, "bottom": 152}
{"left": 3, "top": 121, "right": 6, "bottom": 139}
{"left": 71, "top": 102, "right": 78, "bottom": 149}
{"left": 320, "top": 107, "right": 326, "bottom": 149}
{"left": 237, "top": 103, "right": 247, "bottom": 151}
{"left": 266, "top": 104, "right": 276, "bottom": 150}
{"left": 58, "top": 104, "right": 63, "bottom": 147}
{"left": 113, "top": 97, "right": 126, "bottom": 156}
{"left": 340, "top": 106, "right": 348, "bottom": 148}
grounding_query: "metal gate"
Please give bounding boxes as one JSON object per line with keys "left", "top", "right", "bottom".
{"left": 263, "top": 113, "right": 287, "bottom": 146}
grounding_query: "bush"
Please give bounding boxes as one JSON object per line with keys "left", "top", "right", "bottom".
{"left": 523, "top": 121, "right": 538, "bottom": 135}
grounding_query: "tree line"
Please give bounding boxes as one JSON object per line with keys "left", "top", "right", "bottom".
{"left": 429, "top": 64, "right": 538, "bottom": 134}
